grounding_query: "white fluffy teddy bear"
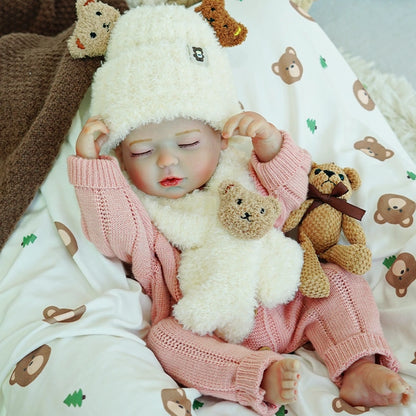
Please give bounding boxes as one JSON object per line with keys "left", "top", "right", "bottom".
{"left": 173, "top": 180, "right": 304, "bottom": 343}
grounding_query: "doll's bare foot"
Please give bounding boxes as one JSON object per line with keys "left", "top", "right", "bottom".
{"left": 340, "top": 357, "right": 414, "bottom": 407}
{"left": 261, "top": 358, "right": 300, "bottom": 405}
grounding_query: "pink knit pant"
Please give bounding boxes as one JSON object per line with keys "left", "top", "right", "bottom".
{"left": 147, "top": 264, "right": 398, "bottom": 410}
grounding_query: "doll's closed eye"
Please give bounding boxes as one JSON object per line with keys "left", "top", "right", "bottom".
{"left": 178, "top": 140, "right": 200, "bottom": 148}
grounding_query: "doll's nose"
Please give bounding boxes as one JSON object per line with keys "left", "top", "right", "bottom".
{"left": 157, "top": 149, "right": 178, "bottom": 168}
{"left": 324, "top": 170, "right": 335, "bottom": 178}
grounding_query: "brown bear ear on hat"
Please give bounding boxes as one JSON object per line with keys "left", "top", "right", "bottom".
{"left": 195, "top": 0, "right": 248, "bottom": 47}
{"left": 68, "top": 0, "right": 121, "bottom": 59}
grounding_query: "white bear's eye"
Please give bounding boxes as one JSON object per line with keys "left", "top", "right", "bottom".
{"left": 96, "top": 11, "right": 102, "bottom": 16}
{"left": 90, "top": 32, "right": 97, "bottom": 38}
{"left": 260, "top": 208, "right": 265, "bottom": 214}
{"left": 236, "top": 198, "right": 242, "bottom": 205}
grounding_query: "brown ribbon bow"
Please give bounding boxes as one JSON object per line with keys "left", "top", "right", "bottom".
{"left": 306, "top": 182, "right": 366, "bottom": 221}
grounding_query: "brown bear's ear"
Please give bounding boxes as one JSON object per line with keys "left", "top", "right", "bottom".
{"left": 343, "top": 167, "right": 361, "bottom": 191}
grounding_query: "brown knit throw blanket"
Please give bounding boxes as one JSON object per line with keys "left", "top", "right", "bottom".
{"left": 0, "top": 0, "right": 128, "bottom": 251}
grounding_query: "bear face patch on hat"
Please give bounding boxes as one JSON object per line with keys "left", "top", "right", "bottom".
{"left": 90, "top": 5, "right": 241, "bottom": 153}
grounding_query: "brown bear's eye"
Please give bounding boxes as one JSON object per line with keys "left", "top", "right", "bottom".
{"left": 211, "top": 7, "right": 216, "bottom": 11}
{"left": 90, "top": 32, "right": 97, "bottom": 38}
{"left": 338, "top": 174, "right": 345, "bottom": 181}
{"left": 96, "top": 11, "right": 102, "bottom": 16}
{"left": 236, "top": 198, "right": 242, "bottom": 205}
{"left": 314, "top": 168, "right": 321, "bottom": 175}
{"left": 260, "top": 208, "right": 265, "bottom": 214}
{"left": 224, "top": 24, "right": 228, "bottom": 28}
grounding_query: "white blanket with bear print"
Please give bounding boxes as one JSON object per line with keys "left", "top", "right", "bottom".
{"left": 1, "top": 1, "right": 416, "bottom": 415}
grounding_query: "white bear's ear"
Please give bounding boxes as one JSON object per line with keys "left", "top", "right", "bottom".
{"left": 76, "top": 0, "right": 95, "bottom": 14}
{"left": 218, "top": 181, "right": 235, "bottom": 195}
{"left": 268, "top": 196, "right": 281, "bottom": 218}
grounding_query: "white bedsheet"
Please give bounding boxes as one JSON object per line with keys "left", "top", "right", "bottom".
{"left": 1, "top": 1, "right": 415, "bottom": 415}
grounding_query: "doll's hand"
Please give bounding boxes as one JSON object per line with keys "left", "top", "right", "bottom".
{"left": 222, "top": 111, "right": 282, "bottom": 162}
{"left": 75, "top": 116, "right": 109, "bottom": 159}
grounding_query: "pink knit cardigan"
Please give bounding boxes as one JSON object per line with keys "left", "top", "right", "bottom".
{"left": 68, "top": 133, "right": 311, "bottom": 323}
{"left": 68, "top": 133, "right": 311, "bottom": 414}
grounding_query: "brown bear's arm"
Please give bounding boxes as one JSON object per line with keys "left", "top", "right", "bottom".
{"left": 282, "top": 199, "right": 314, "bottom": 232}
{"left": 341, "top": 214, "right": 366, "bottom": 245}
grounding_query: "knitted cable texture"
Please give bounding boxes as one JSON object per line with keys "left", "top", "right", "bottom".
{"left": 0, "top": 0, "right": 128, "bottom": 251}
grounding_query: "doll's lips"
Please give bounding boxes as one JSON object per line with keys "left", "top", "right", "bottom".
{"left": 159, "top": 177, "right": 183, "bottom": 187}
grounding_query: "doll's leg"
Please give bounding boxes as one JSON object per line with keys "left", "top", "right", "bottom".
{"left": 300, "top": 263, "right": 398, "bottom": 383}
{"left": 301, "top": 263, "right": 412, "bottom": 406}
{"left": 146, "top": 316, "right": 297, "bottom": 415}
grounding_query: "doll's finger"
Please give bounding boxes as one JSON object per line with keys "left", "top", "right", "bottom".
{"left": 234, "top": 114, "right": 257, "bottom": 137}
{"left": 222, "top": 112, "right": 248, "bottom": 138}
{"left": 246, "top": 119, "right": 273, "bottom": 140}
{"left": 95, "top": 132, "right": 109, "bottom": 151}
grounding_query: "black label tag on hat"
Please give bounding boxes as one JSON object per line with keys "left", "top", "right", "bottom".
{"left": 187, "top": 45, "right": 208, "bottom": 66}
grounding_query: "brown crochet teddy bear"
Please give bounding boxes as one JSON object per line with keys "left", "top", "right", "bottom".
{"left": 68, "top": 0, "right": 121, "bottom": 58}
{"left": 283, "top": 162, "right": 372, "bottom": 298}
{"left": 195, "top": 0, "right": 248, "bottom": 47}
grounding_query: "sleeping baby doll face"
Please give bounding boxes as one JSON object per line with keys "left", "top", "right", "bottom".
{"left": 116, "top": 118, "right": 228, "bottom": 199}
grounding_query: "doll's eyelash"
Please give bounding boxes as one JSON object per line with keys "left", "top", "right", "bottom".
{"left": 178, "top": 140, "right": 199, "bottom": 148}
{"left": 131, "top": 150, "right": 152, "bottom": 157}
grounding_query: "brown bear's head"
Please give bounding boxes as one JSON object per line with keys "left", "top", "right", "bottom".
{"left": 309, "top": 162, "right": 361, "bottom": 201}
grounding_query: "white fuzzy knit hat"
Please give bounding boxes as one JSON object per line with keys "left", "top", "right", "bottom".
{"left": 91, "top": 5, "right": 241, "bottom": 153}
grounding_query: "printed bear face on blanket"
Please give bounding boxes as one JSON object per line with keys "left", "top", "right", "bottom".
{"left": 9, "top": 345, "right": 51, "bottom": 387}
{"left": 68, "top": 0, "right": 121, "bottom": 59}
{"left": 218, "top": 181, "right": 281, "bottom": 239}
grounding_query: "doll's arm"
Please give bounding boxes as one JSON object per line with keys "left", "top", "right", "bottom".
{"left": 67, "top": 155, "right": 154, "bottom": 264}
{"left": 342, "top": 214, "right": 367, "bottom": 245}
{"left": 249, "top": 131, "right": 312, "bottom": 227}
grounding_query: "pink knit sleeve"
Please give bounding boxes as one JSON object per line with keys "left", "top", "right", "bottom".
{"left": 67, "top": 155, "right": 155, "bottom": 284}
{"left": 250, "top": 131, "right": 311, "bottom": 228}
